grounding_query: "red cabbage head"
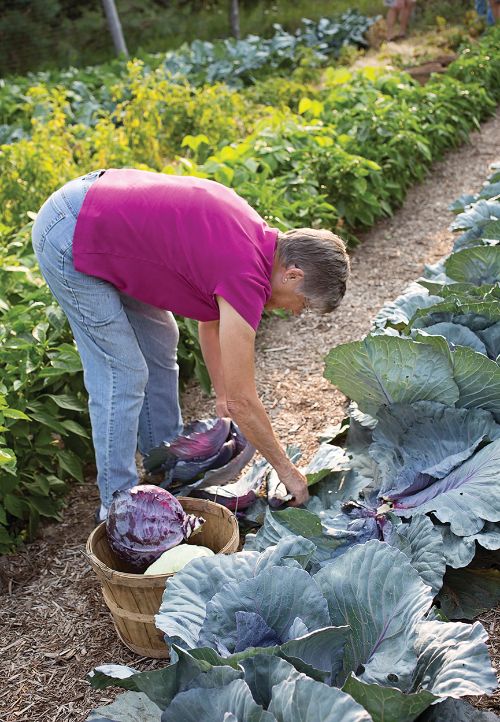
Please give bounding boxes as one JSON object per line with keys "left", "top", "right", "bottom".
{"left": 106, "top": 485, "right": 204, "bottom": 572}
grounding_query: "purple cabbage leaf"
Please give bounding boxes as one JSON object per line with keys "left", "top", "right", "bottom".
{"left": 168, "top": 417, "right": 232, "bottom": 460}
{"left": 389, "top": 438, "right": 500, "bottom": 537}
{"left": 142, "top": 419, "right": 255, "bottom": 489}
{"left": 369, "top": 401, "right": 500, "bottom": 499}
{"left": 308, "top": 400, "right": 500, "bottom": 570}
{"left": 198, "top": 423, "right": 256, "bottom": 488}
{"left": 192, "top": 468, "right": 267, "bottom": 511}
{"left": 197, "top": 446, "right": 303, "bottom": 512}
{"left": 142, "top": 417, "right": 231, "bottom": 475}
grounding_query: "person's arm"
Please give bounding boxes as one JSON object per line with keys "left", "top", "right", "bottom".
{"left": 198, "top": 320, "right": 229, "bottom": 417}
{"left": 216, "top": 295, "right": 309, "bottom": 506}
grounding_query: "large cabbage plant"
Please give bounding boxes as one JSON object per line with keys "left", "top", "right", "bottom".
{"left": 322, "top": 332, "right": 500, "bottom": 564}
{"left": 268, "top": 408, "right": 500, "bottom": 616}
{"left": 87, "top": 538, "right": 496, "bottom": 722}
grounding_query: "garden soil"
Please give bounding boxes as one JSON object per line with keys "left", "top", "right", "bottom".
{"left": 1, "top": 110, "right": 499, "bottom": 721}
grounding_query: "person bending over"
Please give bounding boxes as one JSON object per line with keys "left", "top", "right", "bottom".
{"left": 32, "top": 169, "right": 350, "bottom": 521}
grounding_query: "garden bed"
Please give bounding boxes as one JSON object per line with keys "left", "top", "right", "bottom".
{"left": 1, "top": 107, "right": 498, "bottom": 722}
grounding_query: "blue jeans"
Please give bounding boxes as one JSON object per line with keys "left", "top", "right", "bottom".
{"left": 31, "top": 170, "right": 183, "bottom": 508}
{"left": 475, "top": 0, "right": 495, "bottom": 23}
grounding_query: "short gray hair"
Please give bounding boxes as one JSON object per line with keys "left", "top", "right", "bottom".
{"left": 276, "top": 228, "right": 350, "bottom": 313}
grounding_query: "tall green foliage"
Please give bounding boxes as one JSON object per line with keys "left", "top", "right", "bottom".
{"left": 0, "top": 222, "right": 92, "bottom": 551}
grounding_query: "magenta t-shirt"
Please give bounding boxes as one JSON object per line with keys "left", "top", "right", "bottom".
{"left": 72, "top": 169, "right": 278, "bottom": 331}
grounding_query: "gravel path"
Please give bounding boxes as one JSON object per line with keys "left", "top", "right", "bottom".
{"left": 1, "top": 109, "right": 499, "bottom": 722}
{"left": 183, "top": 109, "right": 500, "bottom": 464}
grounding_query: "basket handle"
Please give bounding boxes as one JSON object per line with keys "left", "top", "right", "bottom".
{"left": 80, "top": 547, "right": 116, "bottom": 582}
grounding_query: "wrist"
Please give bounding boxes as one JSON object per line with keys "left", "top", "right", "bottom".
{"left": 215, "top": 396, "right": 230, "bottom": 419}
{"left": 273, "top": 456, "right": 296, "bottom": 477}
{"left": 215, "top": 395, "right": 227, "bottom": 410}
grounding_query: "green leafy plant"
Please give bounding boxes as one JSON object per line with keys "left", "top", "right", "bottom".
{"left": 0, "top": 222, "right": 92, "bottom": 551}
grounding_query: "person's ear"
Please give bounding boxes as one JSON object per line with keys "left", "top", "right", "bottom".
{"left": 283, "top": 266, "right": 304, "bottom": 285}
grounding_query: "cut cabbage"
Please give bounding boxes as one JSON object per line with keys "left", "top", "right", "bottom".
{"left": 143, "top": 544, "right": 214, "bottom": 575}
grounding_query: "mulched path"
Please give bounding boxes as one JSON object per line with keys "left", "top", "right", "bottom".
{"left": 1, "top": 109, "right": 499, "bottom": 722}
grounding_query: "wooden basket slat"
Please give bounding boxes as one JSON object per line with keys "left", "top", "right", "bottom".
{"left": 85, "top": 497, "right": 239, "bottom": 658}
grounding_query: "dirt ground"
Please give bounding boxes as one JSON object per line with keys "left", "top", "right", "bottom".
{"left": 1, "top": 110, "right": 499, "bottom": 722}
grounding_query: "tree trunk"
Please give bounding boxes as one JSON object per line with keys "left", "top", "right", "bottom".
{"left": 229, "top": 0, "right": 240, "bottom": 39}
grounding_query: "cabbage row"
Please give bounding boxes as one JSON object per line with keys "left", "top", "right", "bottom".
{"left": 83, "top": 170, "right": 500, "bottom": 722}
{"left": 242, "top": 165, "right": 500, "bottom": 620}
{"left": 156, "top": 11, "right": 376, "bottom": 88}
{"left": 318, "top": 164, "right": 500, "bottom": 603}
{"left": 1, "top": 28, "right": 499, "bottom": 553}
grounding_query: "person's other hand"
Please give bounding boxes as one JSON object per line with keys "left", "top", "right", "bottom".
{"left": 215, "top": 397, "right": 231, "bottom": 419}
{"left": 279, "top": 467, "right": 310, "bottom": 507}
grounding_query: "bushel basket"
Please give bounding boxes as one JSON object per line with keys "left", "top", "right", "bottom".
{"left": 85, "top": 496, "right": 239, "bottom": 658}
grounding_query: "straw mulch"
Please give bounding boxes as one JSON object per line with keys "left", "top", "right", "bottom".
{"left": 1, "top": 110, "right": 499, "bottom": 722}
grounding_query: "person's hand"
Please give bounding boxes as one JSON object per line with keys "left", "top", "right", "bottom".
{"left": 279, "top": 467, "right": 310, "bottom": 507}
{"left": 215, "top": 397, "right": 231, "bottom": 419}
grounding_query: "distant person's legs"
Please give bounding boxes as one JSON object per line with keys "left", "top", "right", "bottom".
{"left": 386, "top": 4, "right": 398, "bottom": 40}
{"left": 477, "top": 0, "right": 495, "bottom": 23}
{"left": 385, "top": 0, "right": 411, "bottom": 40}
{"left": 489, "top": 0, "right": 500, "bottom": 21}
{"left": 398, "top": 0, "right": 416, "bottom": 38}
